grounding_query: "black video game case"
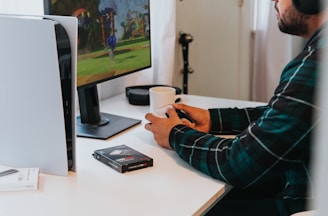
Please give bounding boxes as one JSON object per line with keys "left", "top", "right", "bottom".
{"left": 93, "top": 145, "right": 153, "bottom": 173}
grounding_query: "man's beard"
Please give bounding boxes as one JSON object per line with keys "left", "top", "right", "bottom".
{"left": 277, "top": 5, "right": 310, "bottom": 36}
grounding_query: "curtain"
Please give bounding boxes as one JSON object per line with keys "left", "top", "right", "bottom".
{"left": 150, "top": 0, "right": 176, "bottom": 85}
{"left": 251, "top": 1, "right": 295, "bottom": 102}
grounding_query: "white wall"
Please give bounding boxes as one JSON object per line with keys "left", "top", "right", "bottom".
{"left": 0, "top": 0, "right": 44, "bottom": 15}
{"left": 174, "top": 0, "right": 255, "bottom": 100}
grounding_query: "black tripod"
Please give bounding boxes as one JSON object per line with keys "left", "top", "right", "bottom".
{"left": 179, "top": 32, "right": 194, "bottom": 94}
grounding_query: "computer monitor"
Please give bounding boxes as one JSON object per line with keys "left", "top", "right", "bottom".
{"left": 44, "top": 0, "right": 151, "bottom": 139}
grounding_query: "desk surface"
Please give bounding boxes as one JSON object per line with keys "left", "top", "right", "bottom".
{"left": 0, "top": 94, "right": 264, "bottom": 216}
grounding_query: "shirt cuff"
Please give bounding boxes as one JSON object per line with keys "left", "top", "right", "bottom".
{"left": 169, "top": 124, "right": 190, "bottom": 150}
{"left": 209, "top": 108, "right": 222, "bottom": 134}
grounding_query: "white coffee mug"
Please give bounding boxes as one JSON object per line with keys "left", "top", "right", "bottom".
{"left": 149, "top": 86, "right": 182, "bottom": 117}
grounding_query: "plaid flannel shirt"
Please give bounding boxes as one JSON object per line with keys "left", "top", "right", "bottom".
{"left": 169, "top": 23, "right": 327, "bottom": 216}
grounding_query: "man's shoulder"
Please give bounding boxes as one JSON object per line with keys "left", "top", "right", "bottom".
{"left": 307, "top": 22, "right": 328, "bottom": 49}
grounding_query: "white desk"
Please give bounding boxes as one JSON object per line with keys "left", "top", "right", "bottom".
{"left": 0, "top": 94, "right": 264, "bottom": 216}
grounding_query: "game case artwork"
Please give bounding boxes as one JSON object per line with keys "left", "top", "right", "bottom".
{"left": 93, "top": 145, "right": 153, "bottom": 173}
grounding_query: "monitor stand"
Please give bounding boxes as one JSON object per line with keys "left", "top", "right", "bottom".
{"left": 76, "top": 86, "right": 141, "bottom": 140}
{"left": 76, "top": 113, "right": 141, "bottom": 140}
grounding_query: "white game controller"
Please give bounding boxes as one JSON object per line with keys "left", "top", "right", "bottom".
{"left": 154, "top": 105, "right": 174, "bottom": 118}
{"left": 155, "top": 105, "right": 194, "bottom": 122}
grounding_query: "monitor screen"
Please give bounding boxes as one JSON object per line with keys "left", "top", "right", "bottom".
{"left": 45, "top": 0, "right": 151, "bottom": 139}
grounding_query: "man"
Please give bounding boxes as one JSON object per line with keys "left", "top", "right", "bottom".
{"left": 145, "top": 0, "right": 327, "bottom": 215}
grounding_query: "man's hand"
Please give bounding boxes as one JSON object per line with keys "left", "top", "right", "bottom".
{"left": 173, "top": 104, "right": 211, "bottom": 133}
{"left": 145, "top": 108, "right": 183, "bottom": 149}
{"left": 145, "top": 104, "right": 212, "bottom": 149}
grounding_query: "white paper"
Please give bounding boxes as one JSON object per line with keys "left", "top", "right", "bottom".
{"left": 0, "top": 165, "right": 39, "bottom": 192}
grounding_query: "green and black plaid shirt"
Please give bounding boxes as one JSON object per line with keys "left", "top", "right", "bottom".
{"left": 169, "top": 23, "right": 327, "bottom": 216}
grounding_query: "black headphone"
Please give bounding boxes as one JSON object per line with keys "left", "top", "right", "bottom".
{"left": 292, "top": 0, "right": 321, "bottom": 15}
